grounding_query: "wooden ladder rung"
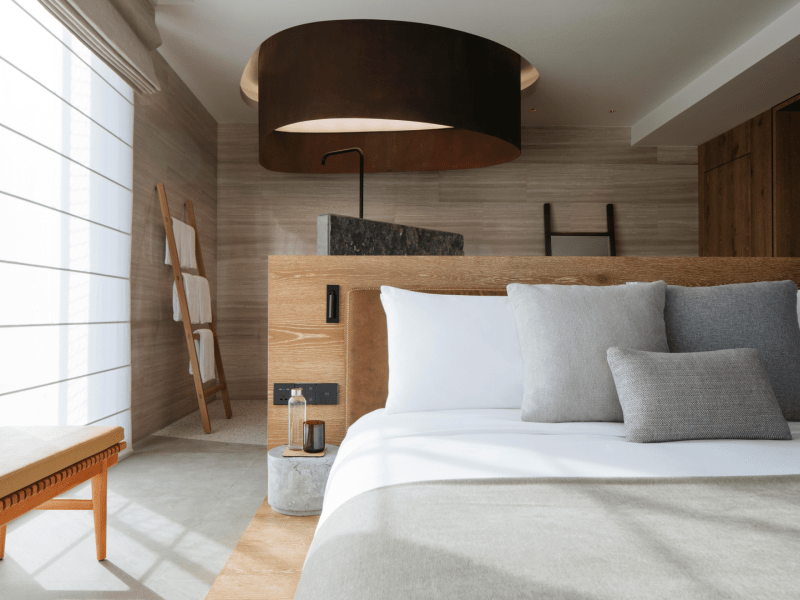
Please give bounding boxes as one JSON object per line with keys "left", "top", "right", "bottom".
{"left": 203, "top": 383, "right": 225, "bottom": 396}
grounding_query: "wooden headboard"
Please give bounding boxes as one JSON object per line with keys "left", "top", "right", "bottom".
{"left": 267, "top": 256, "right": 800, "bottom": 449}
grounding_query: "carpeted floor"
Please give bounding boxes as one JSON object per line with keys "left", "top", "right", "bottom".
{"left": 154, "top": 398, "right": 268, "bottom": 445}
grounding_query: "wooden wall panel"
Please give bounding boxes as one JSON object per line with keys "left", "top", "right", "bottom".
{"left": 267, "top": 256, "right": 800, "bottom": 449}
{"left": 699, "top": 109, "right": 772, "bottom": 257}
{"left": 698, "top": 145, "right": 706, "bottom": 257}
{"left": 701, "top": 92, "right": 800, "bottom": 259}
{"left": 773, "top": 92, "right": 800, "bottom": 257}
{"left": 700, "top": 120, "right": 751, "bottom": 172}
{"left": 130, "top": 52, "right": 218, "bottom": 442}
{"left": 751, "top": 110, "right": 774, "bottom": 257}
{"left": 218, "top": 125, "right": 698, "bottom": 412}
{"left": 703, "top": 156, "right": 751, "bottom": 256}
{"left": 656, "top": 146, "right": 699, "bottom": 165}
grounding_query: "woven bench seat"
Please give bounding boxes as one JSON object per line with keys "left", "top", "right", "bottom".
{"left": 0, "top": 427, "right": 123, "bottom": 499}
{"left": 0, "top": 426, "right": 126, "bottom": 561}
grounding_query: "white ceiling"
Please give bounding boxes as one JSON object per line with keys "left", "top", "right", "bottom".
{"left": 154, "top": 0, "right": 800, "bottom": 144}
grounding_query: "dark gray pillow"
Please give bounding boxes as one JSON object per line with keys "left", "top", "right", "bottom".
{"left": 665, "top": 281, "right": 800, "bottom": 421}
{"left": 507, "top": 281, "right": 668, "bottom": 422}
{"left": 607, "top": 347, "right": 791, "bottom": 443}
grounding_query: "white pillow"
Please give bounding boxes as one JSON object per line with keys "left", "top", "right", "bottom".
{"left": 380, "top": 286, "right": 524, "bottom": 413}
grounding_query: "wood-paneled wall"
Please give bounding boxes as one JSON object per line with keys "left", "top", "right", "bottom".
{"left": 267, "top": 256, "right": 800, "bottom": 449}
{"left": 218, "top": 125, "right": 698, "bottom": 405}
{"left": 130, "top": 52, "right": 218, "bottom": 442}
{"left": 773, "top": 92, "right": 800, "bottom": 257}
{"left": 697, "top": 91, "right": 800, "bottom": 258}
{"left": 698, "top": 110, "right": 773, "bottom": 257}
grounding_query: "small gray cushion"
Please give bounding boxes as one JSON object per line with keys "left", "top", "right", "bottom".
{"left": 665, "top": 281, "right": 800, "bottom": 421}
{"left": 607, "top": 347, "right": 791, "bottom": 443}
{"left": 507, "top": 282, "right": 668, "bottom": 422}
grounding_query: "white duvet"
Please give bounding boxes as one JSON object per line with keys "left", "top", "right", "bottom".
{"left": 319, "top": 408, "right": 800, "bottom": 529}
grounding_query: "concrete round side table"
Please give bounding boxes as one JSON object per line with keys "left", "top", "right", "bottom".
{"left": 267, "top": 445, "right": 338, "bottom": 516}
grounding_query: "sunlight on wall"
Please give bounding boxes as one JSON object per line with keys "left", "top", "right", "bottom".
{"left": 0, "top": 0, "right": 133, "bottom": 451}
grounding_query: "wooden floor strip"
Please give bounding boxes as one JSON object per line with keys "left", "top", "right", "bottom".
{"left": 205, "top": 496, "right": 319, "bottom": 600}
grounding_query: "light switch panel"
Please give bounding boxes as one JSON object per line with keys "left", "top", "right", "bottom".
{"left": 295, "top": 383, "right": 316, "bottom": 404}
{"left": 273, "top": 383, "right": 338, "bottom": 405}
{"left": 315, "top": 383, "right": 338, "bottom": 405}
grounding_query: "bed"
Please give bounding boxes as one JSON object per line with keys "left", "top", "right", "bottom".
{"left": 319, "top": 408, "right": 800, "bottom": 530}
{"left": 297, "top": 407, "right": 800, "bottom": 599}
{"left": 271, "top": 259, "right": 800, "bottom": 600}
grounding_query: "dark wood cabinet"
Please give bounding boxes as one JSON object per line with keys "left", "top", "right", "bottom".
{"left": 702, "top": 154, "right": 752, "bottom": 256}
{"left": 774, "top": 94, "right": 800, "bottom": 257}
{"left": 698, "top": 110, "right": 772, "bottom": 256}
{"left": 698, "top": 93, "right": 800, "bottom": 257}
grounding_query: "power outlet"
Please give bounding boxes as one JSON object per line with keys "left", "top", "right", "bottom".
{"left": 273, "top": 383, "right": 294, "bottom": 405}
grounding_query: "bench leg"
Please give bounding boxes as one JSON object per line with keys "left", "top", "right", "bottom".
{"left": 91, "top": 459, "right": 108, "bottom": 561}
{"left": 0, "top": 524, "right": 5, "bottom": 559}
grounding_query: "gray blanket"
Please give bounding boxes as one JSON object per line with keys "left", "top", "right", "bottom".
{"left": 295, "top": 476, "right": 800, "bottom": 600}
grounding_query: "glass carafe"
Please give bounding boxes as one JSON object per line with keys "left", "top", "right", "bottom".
{"left": 288, "top": 388, "right": 307, "bottom": 451}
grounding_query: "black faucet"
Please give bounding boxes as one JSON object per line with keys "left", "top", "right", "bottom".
{"left": 322, "top": 148, "right": 364, "bottom": 219}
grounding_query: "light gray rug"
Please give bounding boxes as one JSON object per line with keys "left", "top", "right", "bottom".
{"left": 154, "top": 398, "right": 268, "bottom": 445}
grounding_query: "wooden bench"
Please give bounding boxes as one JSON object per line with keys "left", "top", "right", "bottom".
{"left": 0, "top": 426, "right": 126, "bottom": 561}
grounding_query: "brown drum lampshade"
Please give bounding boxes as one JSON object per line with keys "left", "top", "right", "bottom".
{"left": 240, "top": 20, "right": 537, "bottom": 173}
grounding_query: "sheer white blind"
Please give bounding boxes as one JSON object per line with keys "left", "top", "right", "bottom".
{"left": 0, "top": 0, "right": 133, "bottom": 453}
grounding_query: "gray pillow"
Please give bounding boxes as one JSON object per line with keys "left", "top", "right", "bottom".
{"left": 507, "top": 282, "right": 668, "bottom": 422}
{"left": 607, "top": 347, "right": 791, "bottom": 443}
{"left": 665, "top": 281, "right": 800, "bottom": 421}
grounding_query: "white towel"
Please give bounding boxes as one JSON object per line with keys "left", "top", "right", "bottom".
{"left": 196, "top": 276, "right": 213, "bottom": 324}
{"left": 173, "top": 274, "right": 200, "bottom": 323}
{"left": 165, "top": 218, "right": 197, "bottom": 269}
{"left": 173, "top": 273, "right": 212, "bottom": 324}
{"left": 190, "top": 329, "right": 216, "bottom": 383}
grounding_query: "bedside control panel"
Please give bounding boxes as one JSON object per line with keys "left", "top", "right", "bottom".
{"left": 273, "top": 383, "right": 338, "bottom": 405}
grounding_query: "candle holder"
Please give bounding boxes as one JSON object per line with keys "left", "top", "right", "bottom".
{"left": 303, "top": 420, "right": 325, "bottom": 453}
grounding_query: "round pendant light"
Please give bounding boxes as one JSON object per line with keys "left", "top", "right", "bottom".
{"left": 240, "top": 20, "right": 537, "bottom": 173}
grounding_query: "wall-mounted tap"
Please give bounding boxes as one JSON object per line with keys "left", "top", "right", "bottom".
{"left": 322, "top": 147, "right": 364, "bottom": 219}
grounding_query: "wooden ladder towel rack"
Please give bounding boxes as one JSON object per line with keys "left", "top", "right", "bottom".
{"left": 157, "top": 183, "right": 232, "bottom": 433}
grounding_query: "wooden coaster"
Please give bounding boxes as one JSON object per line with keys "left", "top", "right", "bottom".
{"left": 282, "top": 446, "right": 327, "bottom": 457}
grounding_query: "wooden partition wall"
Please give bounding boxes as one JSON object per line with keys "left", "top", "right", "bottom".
{"left": 221, "top": 126, "right": 698, "bottom": 409}
{"left": 267, "top": 256, "right": 800, "bottom": 449}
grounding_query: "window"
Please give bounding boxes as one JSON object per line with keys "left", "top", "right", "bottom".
{"left": 0, "top": 0, "right": 133, "bottom": 452}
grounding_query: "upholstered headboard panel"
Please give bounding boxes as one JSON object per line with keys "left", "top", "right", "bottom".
{"left": 346, "top": 288, "right": 506, "bottom": 426}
